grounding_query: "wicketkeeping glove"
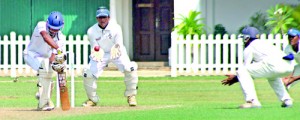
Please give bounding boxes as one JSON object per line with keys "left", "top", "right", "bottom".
{"left": 221, "top": 74, "right": 239, "bottom": 86}
{"left": 110, "top": 44, "right": 121, "bottom": 60}
{"left": 91, "top": 48, "right": 104, "bottom": 62}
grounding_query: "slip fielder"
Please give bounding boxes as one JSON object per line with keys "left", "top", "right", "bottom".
{"left": 222, "top": 26, "right": 294, "bottom": 108}
{"left": 283, "top": 29, "right": 300, "bottom": 88}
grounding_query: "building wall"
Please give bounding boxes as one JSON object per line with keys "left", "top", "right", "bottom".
{"left": 111, "top": 0, "right": 133, "bottom": 59}
{"left": 202, "top": 0, "right": 299, "bottom": 34}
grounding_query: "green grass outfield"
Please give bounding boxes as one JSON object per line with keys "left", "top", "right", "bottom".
{"left": 0, "top": 76, "right": 300, "bottom": 120}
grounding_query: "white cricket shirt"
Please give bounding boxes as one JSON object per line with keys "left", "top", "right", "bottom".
{"left": 243, "top": 39, "right": 286, "bottom": 66}
{"left": 87, "top": 21, "right": 124, "bottom": 53}
{"left": 24, "top": 21, "right": 65, "bottom": 58}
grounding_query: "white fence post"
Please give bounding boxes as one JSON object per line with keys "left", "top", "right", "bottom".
{"left": 171, "top": 32, "right": 178, "bottom": 77}
{"left": 10, "top": 32, "right": 17, "bottom": 78}
{"left": 192, "top": 34, "right": 199, "bottom": 73}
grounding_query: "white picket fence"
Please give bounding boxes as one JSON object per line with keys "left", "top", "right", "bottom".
{"left": 0, "top": 32, "right": 90, "bottom": 77}
{"left": 0, "top": 32, "right": 289, "bottom": 77}
{"left": 170, "top": 32, "right": 289, "bottom": 77}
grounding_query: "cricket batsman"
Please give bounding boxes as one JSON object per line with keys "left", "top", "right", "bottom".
{"left": 221, "top": 26, "right": 294, "bottom": 108}
{"left": 23, "top": 11, "right": 66, "bottom": 111}
{"left": 82, "top": 6, "right": 138, "bottom": 107}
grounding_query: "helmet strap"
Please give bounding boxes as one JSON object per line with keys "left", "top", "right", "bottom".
{"left": 47, "top": 27, "right": 57, "bottom": 38}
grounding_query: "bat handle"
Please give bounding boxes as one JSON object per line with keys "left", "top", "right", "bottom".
{"left": 57, "top": 49, "right": 62, "bottom": 55}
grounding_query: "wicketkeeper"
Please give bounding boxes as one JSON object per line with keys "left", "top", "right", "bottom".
{"left": 23, "top": 11, "right": 66, "bottom": 111}
{"left": 82, "top": 6, "right": 138, "bottom": 107}
{"left": 222, "top": 26, "right": 294, "bottom": 108}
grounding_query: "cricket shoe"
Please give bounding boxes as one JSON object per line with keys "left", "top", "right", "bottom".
{"left": 281, "top": 99, "right": 293, "bottom": 108}
{"left": 37, "top": 100, "right": 55, "bottom": 111}
{"left": 127, "top": 95, "right": 137, "bottom": 107}
{"left": 82, "top": 99, "right": 97, "bottom": 107}
{"left": 239, "top": 101, "right": 261, "bottom": 109}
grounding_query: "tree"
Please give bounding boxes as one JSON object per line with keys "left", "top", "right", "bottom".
{"left": 173, "top": 10, "right": 206, "bottom": 39}
{"left": 265, "top": 4, "right": 297, "bottom": 34}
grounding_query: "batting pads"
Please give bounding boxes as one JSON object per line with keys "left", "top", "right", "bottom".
{"left": 124, "top": 62, "right": 138, "bottom": 96}
{"left": 37, "top": 65, "right": 53, "bottom": 108}
{"left": 83, "top": 62, "right": 138, "bottom": 103}
{"left": 83, "top": 69, "right": 100, "bottom": 103}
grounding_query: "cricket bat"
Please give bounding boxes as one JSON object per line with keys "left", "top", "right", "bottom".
{"left": 56, "top": 50, "right": 70, "bottom": 111}
{"left": 57, "top": 71, "right": 71, "bottom": 111}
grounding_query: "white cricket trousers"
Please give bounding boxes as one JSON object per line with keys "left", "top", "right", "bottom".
{"left": 83, "top": 51, "right": 138, "bottom": 103}
{"left": 237, "top": 58, "right": 293, "bottom": 103}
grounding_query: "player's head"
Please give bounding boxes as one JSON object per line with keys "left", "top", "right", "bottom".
{"left": 287, "top": 28, "right": 300, "bottom": 46}
{"left": 240, "top": 26, "right": 259, "bottom": 48}
{"left": 287, "top": 28, "right": 300, "bottom": 37}
{"left": 240, "top": 26, "right": 259, "bottom": 42}
{"left": 47, "top": 11, "right": 64, "bottom": 30}
{"left": 96, "top": 6, "right": 110, "bottom": 28}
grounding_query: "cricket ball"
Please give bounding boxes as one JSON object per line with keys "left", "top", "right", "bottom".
{"left": 94, "top": 46, "right": 100, "bottom": 51}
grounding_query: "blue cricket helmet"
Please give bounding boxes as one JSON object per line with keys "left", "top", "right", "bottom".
{"left": 47, "top": 11, "right": 64, "bottom": 30}
{"left": 287, "top": 28, "right": 300, "bottom": 36}
{"left": 96, "top": 6, "right": 110, "bottom": 17}
{"left": 241, "top": 26, "right": 259, "bottom": 39}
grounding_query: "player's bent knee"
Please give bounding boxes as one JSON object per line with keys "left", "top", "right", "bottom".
{"left": 83, "top": 68, "right": 97, "bottom": 79}
{"left": 38, "top": 68, "right": 53, "bottom": 80}
{"left": 83, "top": 69, "right": 92, "bottom": 78}
{"left": 124, "top": 62, "right": 138, "bottom": 72}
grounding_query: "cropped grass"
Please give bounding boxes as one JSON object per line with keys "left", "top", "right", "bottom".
{"left": 0, "top": 76, "right": 300, "bottom": 120}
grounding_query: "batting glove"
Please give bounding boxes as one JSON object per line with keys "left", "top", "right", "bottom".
{"left": 110, "top": 44, "right": 121, "bottom": 60}
{"left": 55, "top": 54, "right": 66, "bottom": 64}
{"left": 52, "top": 62, "right": 66, "bottom": 73}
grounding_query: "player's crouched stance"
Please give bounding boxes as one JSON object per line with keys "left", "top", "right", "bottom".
{"left": 221, "top": 26, "right": 294, "bottom": 109}
{"left": 23, "top": 11, "right": 65, "bottom": 111}
{"left": 82, "top": 6, "right": 138, "bottom": 107}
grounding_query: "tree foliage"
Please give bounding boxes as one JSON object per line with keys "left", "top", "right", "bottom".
{"left": 173, "top": 11, "right": 205, "bottom": 39}
{"left": 265, "top": 4, "right": 297, "bottom": 34}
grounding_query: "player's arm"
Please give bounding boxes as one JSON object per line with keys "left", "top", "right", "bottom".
{"left": 87, "top": 30, "right": 104, "bottom": 62}
{"left": 290, "top": 75, "right": 300, "bottom": 81}
{"left": 87, "top": 29, "right": 98, "bottom": 48}
{"left": 286, "top": 71, "right": 300, "bottom": 86}
{"left": 49, "top": 53, "right": 56, "bottom": 63}
{"left": 110, "top": 25, "right": 123, "bottom": 59}
{"left": 40, "top": 31, "right": 59, "bottom": 49}
{"left": 243, "top": 48, "right": 253, "bottom": 66}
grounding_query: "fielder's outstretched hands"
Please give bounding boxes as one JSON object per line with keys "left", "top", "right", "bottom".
{"left": 282, "top": 76, "right": 300, "bottom": 89}
{"left": 91, "top": 46, "right": 104, "bottom": 62}
{"left": 221, "top": 74, "right": 239, "bottom": 86}
{"left": 110, "top": 44, "right": 121, "bottom": 60}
